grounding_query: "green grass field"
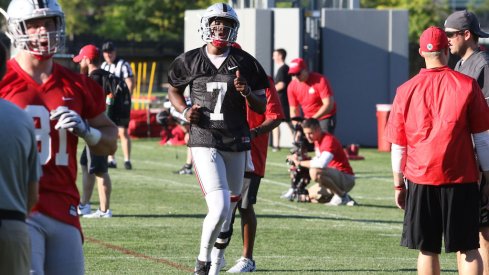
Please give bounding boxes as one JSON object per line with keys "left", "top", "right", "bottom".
{"left": 78, "top": 139, "right": 459, "bottom": 274}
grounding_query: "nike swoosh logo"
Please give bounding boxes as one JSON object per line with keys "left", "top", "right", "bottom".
{"left": 228, "top": 66, "right": 238, "bottom": 71}
{"left": 62, "top": 97, "right": 73, "bottom": 101}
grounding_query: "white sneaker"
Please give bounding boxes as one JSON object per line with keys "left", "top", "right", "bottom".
{"left": 280, "top": 188, "right": 294, "bottom": 200}
{"left": 78, "top": 203, "right": 91, "bottom": 216}
{"left": 325, "top": 193, "right": 357, "bottom": 206}
{"left": 208, "top": 257, "right": 226, "bottom": 274}
{"left": 227, "top": 257, "right": 256, "bottom": 273}
{"left": 83, "top": 209, "right": 112, "bottom": 218}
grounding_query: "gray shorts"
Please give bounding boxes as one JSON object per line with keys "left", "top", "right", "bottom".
{"left": 0, "top": 219, "right": 30, "bottom": 275}
{"left": 28, "top": 212, "right": 84, "bottom": 275}
{"left": 321, "top": 167, "right": 355, "bottom": 192}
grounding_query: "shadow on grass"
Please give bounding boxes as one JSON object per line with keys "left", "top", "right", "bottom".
{"left": 257, "top": 268, "right": 420, "bottom": 273}
{"left": 113, "top": 213, "right": 402, "bottom": 225}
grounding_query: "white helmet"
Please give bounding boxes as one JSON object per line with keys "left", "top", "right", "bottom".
{"left": 200, "top": 3, "right": 239, "bottom": 44}
{"left": 0, "top": 0, "right": 65, "bottom": 56}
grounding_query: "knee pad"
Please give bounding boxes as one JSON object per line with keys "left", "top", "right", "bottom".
{"left": 214, "top": 229, "right": 233, "bottom": 249}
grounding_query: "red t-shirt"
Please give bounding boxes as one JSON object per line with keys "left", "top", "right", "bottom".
{"left": 0, "top": 59, "right": 105, "bottom": 231}
{"left": 287, "top": 72, "right": 336, "bottom": 119}
{"left": 314, "top": 133, "right": 354, "bottom": 175}
{"left": 247, "top": 77, "right": 285, "bottom": 177}
{"left": 385, "top": 66, "right": 489, "bottom": 185}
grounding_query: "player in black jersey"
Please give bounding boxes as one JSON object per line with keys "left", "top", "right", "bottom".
{"left": 167, "top": 3, "right": 268, "bottom": 274}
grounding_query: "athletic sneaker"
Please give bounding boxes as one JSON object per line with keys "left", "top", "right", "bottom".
{"left": 326, "top": 193, "right": 357, "bottom": 206}
{"left": 226, "top": 257, "right": 256, "bottom": 273}
{"left": 83, "top": 209, "right": 112, "bottom": 218}
{"left": 77, "top": 203, "right": 91, "bottom": 216}
{"left": 194, "top": 259, "right": 211, "bottom": 275}
{"left": 108, "top": 161, "right": 117, "bottom": 169}
{"left": 174, "top": 164, "right": 193, "bottom": 175}
{"left": 124, "top": 161, "right": 132, "bottom": 170}
{"left": 280, "top": 188, "right": 294, "bottom": 200}
{"left": 208, "top": 257, "right": 226, "bottom": 274}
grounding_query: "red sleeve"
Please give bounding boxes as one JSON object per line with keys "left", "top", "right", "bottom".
{"left": 287, "top": 81, "right": 298, "bottom": 107}
{"left": 318, "top": 75, "right": 334, "bottom": 99}
{"left": 385, "top": 88, "right": 407, "bottom": 145}
{"left": 265, "top": 78, "right": 285, "bottom": 120}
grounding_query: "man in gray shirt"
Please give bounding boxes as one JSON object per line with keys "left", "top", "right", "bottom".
{"left": 0, "top": 42, "right": 42, "bottom": 275}
{"left": 445, "top": 9, "right": 489, "bottom": 273}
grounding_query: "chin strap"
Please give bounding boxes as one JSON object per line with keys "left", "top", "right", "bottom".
{"left": 211, "top": 40, "right": 230, "bottom": 48}
{"left": 32, "top": 54, "right": 54, "bottom": 61}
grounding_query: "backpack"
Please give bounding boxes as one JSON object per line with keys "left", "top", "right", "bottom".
{"left": 90, "top": 69, "right": 132, "bottom": 125}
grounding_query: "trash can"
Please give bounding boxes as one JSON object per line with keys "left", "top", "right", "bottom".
{"left": 376, "top": 104, "right": 392, "bottom": 152}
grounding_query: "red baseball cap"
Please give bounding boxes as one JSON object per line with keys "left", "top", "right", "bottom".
{"left": 72, "top": 44, "right": 99, "bottom": 63}
{"left": 419, "top": 26, "right": 448, "bottom": 52}
{"left": 288, "top": 58, "right": 307, "bottom": 75}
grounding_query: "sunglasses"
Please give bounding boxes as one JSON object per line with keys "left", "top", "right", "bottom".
{"left": 290, "top": 71, "right": 301, "bottom": 77}
{"left": 445, "top": 30, "right": 466, "bottom": 38}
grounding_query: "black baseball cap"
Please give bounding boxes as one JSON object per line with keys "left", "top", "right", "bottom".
{"left": 102, "top": 41, "right": 115, "bottom": 52}
{"left": 445, "top": 10, "right": 489, "bottom": 38}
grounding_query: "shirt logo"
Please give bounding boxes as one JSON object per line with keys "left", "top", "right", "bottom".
{"left": 227, "top": 66, "right": 238, "bottom": 71}
{"left": 308, "top": 88, "right": 315, "bottom": 94}
{"left": 62, "top": 97, "right": 74, "bottom": 101}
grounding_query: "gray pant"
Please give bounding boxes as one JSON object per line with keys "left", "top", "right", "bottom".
{"left": 28, "top": 213, "right": 84, "bottom": 275}
{"left": 0, "top": 220, "right": 30, "bottom": 275}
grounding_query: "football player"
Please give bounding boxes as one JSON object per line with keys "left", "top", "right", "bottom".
{"left": 167, "top": 3, "right": 268, "bottom": 274}
{"left": 0, "top": 0, "right": 117, "bottom": 274}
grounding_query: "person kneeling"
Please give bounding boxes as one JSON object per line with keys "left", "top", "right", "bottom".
{"left": 287, "top": 118, "right": 357, "bottom": 206}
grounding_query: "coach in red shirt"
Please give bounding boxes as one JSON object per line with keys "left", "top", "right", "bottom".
{"left": 385, "top": 26, "right": 489, "bottom": 274}
{"left": 287, "top": 58, "right": 337, "bottom": 133}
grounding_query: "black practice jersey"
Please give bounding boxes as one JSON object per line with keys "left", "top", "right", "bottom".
{"left": 168, "top": 45, "right": 269, "bottom": 152}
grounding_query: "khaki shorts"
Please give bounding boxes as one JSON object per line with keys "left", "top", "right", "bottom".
{"left": 321, "top": 167, "right": 355, "bottom": 193}
{"left": 0, "top": 220, "right": 30, "bottom": 275}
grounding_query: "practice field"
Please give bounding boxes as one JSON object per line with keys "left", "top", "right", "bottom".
{"left": 79, "top": 138, "right": 459, "bottom": 274}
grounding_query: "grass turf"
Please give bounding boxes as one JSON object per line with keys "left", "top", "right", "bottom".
{"left": 78, "top": 138, "right": 459, "bottom": 274}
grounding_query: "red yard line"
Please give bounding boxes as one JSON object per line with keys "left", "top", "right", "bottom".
{"left": 86, "top": 236, "right": 193, "bottom": 273}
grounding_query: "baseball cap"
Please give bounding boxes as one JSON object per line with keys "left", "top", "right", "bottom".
{"left": 419, "top": 26, "right": 448, "bottom": 52}
{"left": 288, "top": 58, "right": 307, "bottom": 75}
{"left": 445, "top": 10, "right": 489, "bottom": 38}
{"left": 72, "top": 44, "right": 99, "bottom": 63}
{"left": 102, "top": 41, "right": 115, "bottom": 52}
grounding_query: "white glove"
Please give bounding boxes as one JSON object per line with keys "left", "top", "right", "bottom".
{"left": 50, "top": 106, "right": 101, "bottom": 145}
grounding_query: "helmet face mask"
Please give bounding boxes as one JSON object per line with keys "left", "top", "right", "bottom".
{"left": 1, "top": 0, "right": 65, "bottom": 56}
{"left": 200, "top": 3, "right": 239, "bottom": 47}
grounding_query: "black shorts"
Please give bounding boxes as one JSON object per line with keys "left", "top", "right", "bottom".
{"left": 401, "top": 180, "right": 479, "bottom": 254}
{"left": 480, "top": 174, "right": 489, "bottom": 226}
{"left": 318, "top": 115, "right": 336, "bottom": 134}
{"left": 79, "top": 147, "right": 108, "bottom": 175}
{"left": 110, "top": 117, "right": 130, "bottom": 128}
{"left": 239, "top": 172, "right": 262, "bottom": 208}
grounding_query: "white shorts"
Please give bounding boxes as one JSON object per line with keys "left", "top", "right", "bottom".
{"left": 191, "top": 147, "right": 246, "bottom": 196}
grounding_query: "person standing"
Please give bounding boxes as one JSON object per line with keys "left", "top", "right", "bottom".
{"left": 271, "top": 48, "right": 292, "bottom": 151}
{"left": 444, "top": 11, "right": 489, "bottom": 273}
{"left": 0, "top": 1, "right": 118, "bottom": 274}
{"left": 385, "top": 26, "right": 489, "bottom": 274}
{"left": 287, "top": 58, "right": 337, "bottom": 133}
{"left": 73, "top": 44, "right": 114, "bottom": 218}
{"left": 213, "top": 76, "right": 284, "bottom": 273}
{"left": 167, "top": 3, "right": 268, "bottom": 274}
{"left": 101, "top": 41, "right": 134, "bottom": 170}
{"left": 0, "top": 41, "right": 41, "bottom": 275}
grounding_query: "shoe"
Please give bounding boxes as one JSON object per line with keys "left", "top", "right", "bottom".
{"left": 226, "top": 257, "right": 256, "bottom": 273}
{"left": 124, "top": 161, "right": 132, "bottom": 170}
{"left": 174, "top": 164, "right": 193, "bottom": 175}
{"left": 83, "top": 209, "right": 112, "bottom": 218}
{"left": 280, "top": 188, "right": 294, "bottom": 200}
{"left": 208, "top": 257, "right": 226, "bottom": 274}
{"left": 194, "top": 259, "right": 211, "bottom": 275}
{"left": 77, "top": 203, "right": 91, "bottom": 216}
{"left": 108, "top": 161, "right": 117, "bottom": 169}
{"left": 326, "top": 193, "right": 357, "bottom": 206}
{"left": 272, "top": 146, "right": 280, "bottom": 152}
